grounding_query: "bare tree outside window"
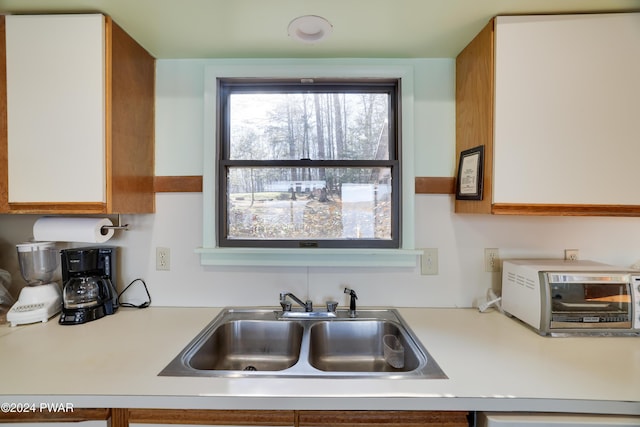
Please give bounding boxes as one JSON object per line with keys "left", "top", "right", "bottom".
{"left": 218, "top": 79, "right": 400, "bottom": 248}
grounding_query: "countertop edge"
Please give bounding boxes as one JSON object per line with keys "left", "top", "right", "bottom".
{"left": 1, "top": 395, "right": 638, "bottom": 416}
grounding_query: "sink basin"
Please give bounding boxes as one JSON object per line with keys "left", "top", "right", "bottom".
{"left": 159, "top": 308, "right": 447, "bottom": 379}
{"left": 308, "top": 320, "right": 421, "bottom": 372}
{"left": 188, "top": 320, "right": 303, "bottom": 371}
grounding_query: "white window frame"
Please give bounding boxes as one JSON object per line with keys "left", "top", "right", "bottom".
{"left": 197, "top": 60, "right": 420, "bottom": 267}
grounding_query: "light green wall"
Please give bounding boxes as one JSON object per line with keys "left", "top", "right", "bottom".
{"left": 412, "top": 59, "right": 456, "bottom": 177}
{"left": 154, "top": 58, "right": 456, "bottom": 178}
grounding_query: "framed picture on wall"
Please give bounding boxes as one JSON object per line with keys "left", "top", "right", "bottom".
{"left": 456, "top": 145, "right": 484, "bottom": 200}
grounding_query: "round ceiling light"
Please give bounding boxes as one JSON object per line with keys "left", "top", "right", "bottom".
{"left": 288, "top": 15, "right": 333, "bottom": 44}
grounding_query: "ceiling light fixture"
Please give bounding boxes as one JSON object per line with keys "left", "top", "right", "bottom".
{"left": 288, "top": 15, "right": 333, "bottom": 44}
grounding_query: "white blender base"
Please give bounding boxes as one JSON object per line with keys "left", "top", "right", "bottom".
{"left": 7, "top": 283, "right": 62, "bottom": 327}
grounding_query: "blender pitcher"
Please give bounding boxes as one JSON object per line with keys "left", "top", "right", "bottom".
{"left": 6, "top": 242, "right": 62, "bottom": 327}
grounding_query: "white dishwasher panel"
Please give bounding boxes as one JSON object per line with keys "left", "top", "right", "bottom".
{"left": 478, "top": 412, "right": 640, "bottom": 426}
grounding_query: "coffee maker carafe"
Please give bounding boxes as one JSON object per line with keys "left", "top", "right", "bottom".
{"left": 59, "top": 247, "right": 118, "bottom": 325}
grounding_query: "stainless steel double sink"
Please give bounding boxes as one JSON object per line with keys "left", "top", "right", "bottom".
{"left": 159, "top": 308, "right": 447, "bottom": 379}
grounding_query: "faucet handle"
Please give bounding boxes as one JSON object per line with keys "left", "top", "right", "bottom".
{"left": 344, "top": 287, "right": 358, "bottom": 299}
{"left": 326, "top": 301, "right": 339, "bottom": 312}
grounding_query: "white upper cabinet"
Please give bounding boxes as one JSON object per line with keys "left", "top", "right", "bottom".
{"left": 494, "top": 13, "right": 640, "bottom": 205}
{"left": 455, "top": 13, "right": 640, "bottom": 216}
{"left": 6, "top": 14, "right": 106, "bottom": 204}
{"left": 0, "top": 14, "right": 155, "bottom": 214}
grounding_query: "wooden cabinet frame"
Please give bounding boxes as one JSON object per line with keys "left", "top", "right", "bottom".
{"left": 454, "top": 20, "right": 494, "bottom": 215}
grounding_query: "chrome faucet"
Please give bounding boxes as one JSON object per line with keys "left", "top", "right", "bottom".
{"left": 344, "top": 287, "right": 358, "bottom": 318}
{"left": 280, "top": 292, "right": 313, "bottom": 312}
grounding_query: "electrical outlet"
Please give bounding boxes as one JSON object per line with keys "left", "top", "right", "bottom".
{"left": 156, "top": 247, "right": 170, "bottom": 271}
{"left": 565, "top": 249, "right": 579, "bottom": 261}
{"left": 484, "top": 248, "right": 500, "bottom": 272}
{"left": 421, "top": 248, "right": 438, "bottom": 275}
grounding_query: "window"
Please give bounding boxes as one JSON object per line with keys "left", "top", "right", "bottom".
{"left": 217, "top": 78, "right": 400, "bottom": 248}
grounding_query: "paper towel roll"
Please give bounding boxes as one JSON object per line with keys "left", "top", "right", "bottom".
{"left": 33, "top": 217, "right": 114, "bottom": 243}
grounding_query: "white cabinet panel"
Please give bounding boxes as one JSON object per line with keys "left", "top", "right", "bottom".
{"left": 5, "top": 14, "right": 105, "bottom": 203}
{"left": 493, "top": 13, "right": 640, "bottom": 205}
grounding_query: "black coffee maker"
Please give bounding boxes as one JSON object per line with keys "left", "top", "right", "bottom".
{"left": 59, "top": 246, "right": 118, "bottom": 325}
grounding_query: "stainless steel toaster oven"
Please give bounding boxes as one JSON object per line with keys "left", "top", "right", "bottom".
{"left": 501, "top": 259, "right": 640, "bottom": 336}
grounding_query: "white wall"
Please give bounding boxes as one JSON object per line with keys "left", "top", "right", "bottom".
{"left": 101, "top": 192, "right": 640, "bottom": 309}
{"left": 2, "top": 58, "right": 640, "bottom": 309}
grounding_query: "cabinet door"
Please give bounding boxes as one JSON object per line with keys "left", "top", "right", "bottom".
{"left": 493, "top": 13, "right": 640, "bottom": 206}
{"left": 0, "top": 422, "right": 107, "bottom": 427}
{"left": 127, "top": 410, "right": 295, "bottom": 427}
{"left": 5, "top": 14, "right": 105, "bottom": 204}
{"left": 298, "top": 410, "right": 469, "bottom": 427}
{"left": 0, "top": 408, "right": 110, "bottom": 425}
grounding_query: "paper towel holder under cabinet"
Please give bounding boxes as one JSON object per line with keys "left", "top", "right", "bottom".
{"left": 101, "top": 214, "right": 129, "bottom": 235}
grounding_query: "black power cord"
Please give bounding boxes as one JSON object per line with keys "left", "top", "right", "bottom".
{"left": 117, "top": 278, "right": 152, "bottom": 309}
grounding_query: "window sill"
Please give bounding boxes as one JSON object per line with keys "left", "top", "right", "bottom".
{"left": 196, "top": 247, "right": 421, "bottom": 267}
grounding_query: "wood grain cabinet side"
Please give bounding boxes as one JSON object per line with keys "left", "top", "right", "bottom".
{"left": 298, "top": 410, "right": 469, "bottom": 427}
{"left": 123, "top": 409, "right": 469, "bottom": 427}
{"left": 124, "top": 409, "right": 295, "bottom": 427}
{"left": 455, "top": 13, "right": 640, "bottom": 216}
{"left": 0, "top": 14, "right": 154, "bottom": 214}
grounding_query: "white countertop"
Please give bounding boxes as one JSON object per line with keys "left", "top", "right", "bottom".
{"left": 0, "top": 307, "right": 638, "bottom": 415}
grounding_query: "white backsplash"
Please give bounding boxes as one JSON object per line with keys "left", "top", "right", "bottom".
{"left": 2, "top": 192, "right": 640, "bottom": 309}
